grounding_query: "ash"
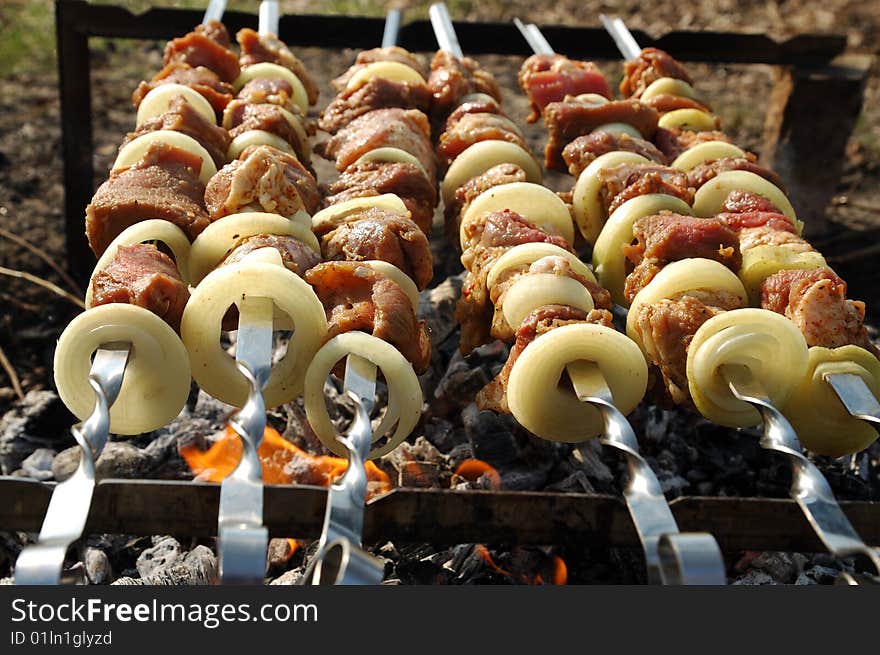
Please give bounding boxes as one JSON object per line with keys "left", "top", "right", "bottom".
{"left": 1, "top": 273, "right": 878, "bottom": 585}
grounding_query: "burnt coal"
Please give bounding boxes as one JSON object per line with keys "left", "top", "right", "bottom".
{"left": 0, "top": 390, "right": 75, "bottom": 474}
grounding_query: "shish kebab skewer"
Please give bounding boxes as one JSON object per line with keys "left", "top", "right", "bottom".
{"left": 573, "top": 16, "right": 880, "bottom": 579}
{"left": 302, "top": 9, "right": 417, "bottom": 587}
{"left": 432, "top": 3, "right": 724, "bottom": 585}
{"left": 181, "top": 0, "right": 332, "bottom": 585}
{"left": 11, "top": 0, "right": 237, "bottom": 585}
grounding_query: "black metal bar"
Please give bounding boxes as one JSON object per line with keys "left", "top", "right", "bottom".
{"left": 3, "top": 477, "right": 878, "bottom": 552}
{"left": 56, "top": 0, "right": 96, "bottom": 282}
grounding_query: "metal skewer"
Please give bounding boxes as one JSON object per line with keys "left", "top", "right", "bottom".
{"left": 382, "top": 8, "right": 402, "bottom": 48}
{"left": 258, "top": 0, "right": 279, "bottom": 35}
{"left": 203, "top": 0, "right": 226, "bottom": 24}
{"left": 824, "top": 373, "right": 880, "bottom": 428}
{"left": 597, "top": 15, "right": 880, "bottom": 583}
{"left": 430, "top": 6, "right": 724, "bottom": 584}
{"left": 567, "top": 362, "right": 726, "bottom": 584}
{"left": 303, "top": 9, "right": 410, "bottom": 585}
{"left": 429, "top": 3, "right": 463, "bottom": 59}
{"left": 15, "top": 344, "right": 130, "bottom": 585}
{"left": 722, "top": 365, "right": 880, "bottom": 581}
{"left": 513, "top": 18, "right": 554, "bottom": 56}
{"left": 203, "top": 0, "right": 275, "bottom": 585}
{"left": 600, "top": 14, "right": 641, "bottom": 61}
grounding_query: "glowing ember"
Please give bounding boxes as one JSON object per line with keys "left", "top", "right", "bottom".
{"left": 454, "top": 458, "right": 502, "bottom": 490}
{"left": 472, "top": 545, "right": 567, "bottom": 585}
{"left": 180, "top": 425, "right": 392, "bottom": 499}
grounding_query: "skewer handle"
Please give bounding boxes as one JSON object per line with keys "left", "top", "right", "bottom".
{"left": 217, "top": 297, "right": 274, "bottom": 585}
{"left": 14, "top": 345, "right": 129, "bottom": 585}
{"left": 723, "top": 364, "right": 880, "bottom": 580}
{"left": 429, "top": 3, "right": 464, "bottom": 58}
{"left": 568, "top": 361, "right": 725, "bottom": 585}
{"left": 382, "top": 8, "right": 403, "bottom": 48}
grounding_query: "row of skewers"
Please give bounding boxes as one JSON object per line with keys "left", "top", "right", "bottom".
{"left": 13, "top": 1, "right": 880, "bottom": 584}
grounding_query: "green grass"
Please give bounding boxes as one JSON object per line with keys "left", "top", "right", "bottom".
{"left": 0, "top": 1, "right": 57, "bottom": 76}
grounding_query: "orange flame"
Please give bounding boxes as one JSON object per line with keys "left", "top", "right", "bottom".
{"left": 454, "top": 458, "right": 502, "bottom": 490}
{"left": 472, "top": 545, "right": 567, "bottom": 585}
{"left": 180, "top": 425, "right": 392, "bottom": 499}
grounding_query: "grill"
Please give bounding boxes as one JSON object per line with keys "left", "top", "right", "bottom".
{"left": 2, "top": 0, "right": 877, "bottom": 585}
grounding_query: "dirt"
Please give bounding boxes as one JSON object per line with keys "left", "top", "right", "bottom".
{"left": 0, "top": 1, "right": 878, "bottom": 413}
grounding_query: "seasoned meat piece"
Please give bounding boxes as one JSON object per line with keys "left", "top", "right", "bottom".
{"left": 236, "top": 77, "right": 302, "bottom": 118}
{"left": 597, "top": 164, "right": 694, "bottom": 216}
{"left": 761, "top": 269, "right": 873, "bottom": 352}
{"left": 164, "top": 24, "right": 240, "bottom": 83}
{"left": 436, "top": 113, "right": 527, "bottom": 170}
{"left": 489, "top": 255, "right": 612, "bottom": 341}
{"left": 195, "top": 20, "right": 232, "bottom": 47}
{"left": 314, "top": 207, "right": 433, "bottom": 290}
{"left": 223, "top": 101, "right": 310, "bottom": 165}
{"left": 205, "top": 145, "right": 320, "bottom": 220}
{"left": 443, "top": 163, "right": 528, "bottom": 245}
{"left": 687, "top": 156, "right": 785, "bottom": 192}
{"left": 122, "top": 95, "right": 230, "bottom": 168}
{"left": 221, "top": 234, "right": 320, "bottom": 276}
{"left": 332, "top": 46, "right": 427, "bottom": 90}
{"left": 427, "top": 50, "right": 502, "bottom": 124}
{"left": 305, "top": 262, "right": 431, "bottom": 373}
{"left": 634, "top": 290, "right": 744, "bottom": 405}
{"left": 543, "top": 98, "right": 659, "bottom": 171}
{"left": 237, "top": 28, "right": 319, "bottom": 105}
{"left": 317, "top": 108, "right": 435, "bottom": 180}
{"left": 477, "top": 305, "right": 614, "bottom": 413}
{"left": 319, "top": 77, "right": 432, "bottom": 134}
{"left": 457, "top": 209, "right": 572, "bottom": 353}
{"left": 131, "top": 63, "right": 235, "bottom": 117}
{"left": 716, "top": 207, "right": 806, "bottom": 252}
{"left": 562, "top": 131, "right": 666, "bottom": 177}
{"left": 323, "top": 160, "right": 437, "bottom": 235}
{"left": 620, "top": 47, "right": 693, "bottom": 98}
{"left": 518, "top": 54, "right": 612, "bottom": 123}
{"left": 623, "top": 214, "right": 741, "bottom": 302}
{"left": 654, "top": 128, "right": 730, "bottom": 161}
{"left": 642, "top": 94, "right": 710, "bottom": 114}
{"left": 720, "top": 189, "right": 782, "bottom": 215}
{"left": 443, "top": 95, "right": 503, "bottom": 133}
{"left": 86, "top": 143, "right": 208, "bottom": 256}
{"left": 91, "top": 243, "right": 189, "bottom": 332}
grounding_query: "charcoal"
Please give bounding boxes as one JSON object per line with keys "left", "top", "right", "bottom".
{"left": 20, "top": 447, "right": 54, "bottom": 481}
{"left": 267, "top": 538, "right": 298, "bottom": 570}
{"left": 731, "top": 569, "right": 778, "bottom": 585}
{"left": 421, "top": 418, "right": 464, "bottom": 453}
{"left": 546, "top": 470, "right": 595, "bottom": 494}
{"left": 136, "top": 537, "right": 182, "bottom": 578}
{"left": 500, "top": 467, "right": 546, "bottom": 491}
{"left": 463, "top": 405, "right": 520, "bottom": 466}
{"left": 0, "top": 390, "right": 75, "bottom": 474}
{"left": 85, "top": 548, "right": 111, "bottom": 585}
{"left": 269, "top": 567, "right": 305, "bottom": 585}
{"left": 574, "top": 440, "right": 615, "bottom": 489}
{"left": 750, "top": 551, "right": 807, "bottom": 583}
{"left": 797, "top": 565, "right": 841, "bottom": 585}
{"left": 53, "top": 441, "right": 151, "bottom": 481}
{"left": 115, "top": 546, "right": 217, "bottom": 585}
{"left": 419, "top": 275, "right": 462, "bottom": 348}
